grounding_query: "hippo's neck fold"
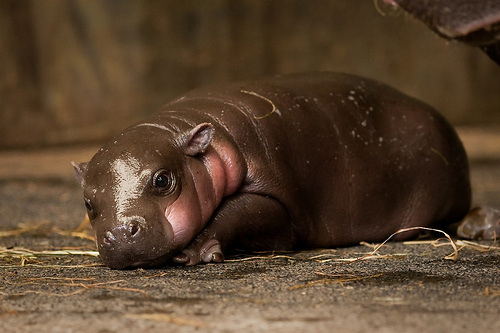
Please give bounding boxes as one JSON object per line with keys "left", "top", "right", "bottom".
{"left": 196, "top": 142, "right": 245, "bottom": 221}
{"left": 211, "top": 140, "right": 246, "bottom": 197}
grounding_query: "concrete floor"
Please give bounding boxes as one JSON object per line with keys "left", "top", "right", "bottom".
{"left": 1, "top": 126, "right": 500, "bottom": 333}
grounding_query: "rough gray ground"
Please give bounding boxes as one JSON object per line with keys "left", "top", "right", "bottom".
{"left": 1, "top": 127, "right": 500, "bottom": 333}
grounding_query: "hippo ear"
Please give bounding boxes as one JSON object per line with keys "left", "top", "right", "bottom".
{"left": 71, "top": 161, "right": 88, "bottom": 187}
{"left": 176, "top": 123, "right": 214, "bottom": 156}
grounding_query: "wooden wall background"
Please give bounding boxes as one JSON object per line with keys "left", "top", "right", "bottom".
{"left": 1, "top": 0, "right": 500, "bottom": 148}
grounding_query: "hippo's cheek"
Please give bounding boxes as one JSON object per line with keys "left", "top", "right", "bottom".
{"left": 165, "top": 194, "right": 205, "bottom": 249}
{"left": 165, "top": 204, "right": 202, "bottom": 248}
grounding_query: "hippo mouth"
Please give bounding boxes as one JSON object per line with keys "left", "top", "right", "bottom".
{"left": 126, "top": 255, "right": 171, "bottom": 269}
{"left": 93, "top": 214, "right": 175, "bottom": 269}
{"left": 101, "top": 252, "right": 171, "bottom": 270}
{"left": 96, "top": 234, "right": 173, "bottom": 269}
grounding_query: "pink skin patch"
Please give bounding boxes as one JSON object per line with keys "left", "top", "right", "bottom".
{"left": 165, "top": 179, "right": 203, "bottom": 247}
{"left": 214, "top": 141, "right": 245, "bottom": 197}
{"left": 165, "top": 143, "right": 245, "bottom": 249}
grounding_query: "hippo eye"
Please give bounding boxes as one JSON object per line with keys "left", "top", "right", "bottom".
{"left": 152, "top": 170, "right": 176, "bottom": 194}
{"left": 84, "top": 198, "right": 97, "bottom": 220}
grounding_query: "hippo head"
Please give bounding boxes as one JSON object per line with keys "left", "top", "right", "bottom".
{"left": 73, "top": 122, "right": 220, "bottom": 269}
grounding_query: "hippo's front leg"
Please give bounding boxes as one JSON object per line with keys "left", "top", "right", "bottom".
{"left": 171, "top": 193, "right": 295, "bottom": 266}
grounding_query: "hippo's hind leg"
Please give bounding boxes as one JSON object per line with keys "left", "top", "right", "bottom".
{"left": 456, "top": 206, "right": 500, "bottom": 240}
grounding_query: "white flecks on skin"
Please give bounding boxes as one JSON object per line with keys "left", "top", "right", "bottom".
{"left": 347, "top": 94, "right": 359, "bottom": 108}
{"left": 111, "top": 154, "right": 149, "bottom": 218}
{"left": 378, "top": 137, "right": 384, "bottom": 147}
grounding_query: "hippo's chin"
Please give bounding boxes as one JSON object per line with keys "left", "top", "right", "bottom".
{"left": 101, "top": 253, "right": 171, "bottom": 270}
{"left": 128, "top": 256, "right": 171, "bottom": 269}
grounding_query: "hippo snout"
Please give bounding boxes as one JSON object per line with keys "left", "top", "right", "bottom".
{"left": 101, "top": 217, "right": 144, "bottom": 246}
{"left": 96, "top": 216, "right": 172, "bottom": 269}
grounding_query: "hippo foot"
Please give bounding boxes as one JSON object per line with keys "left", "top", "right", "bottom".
{"left": 457, "top": 206, "right": 500, "bottom": 240}
{"left": 171, "top": 239, "right": 224, "bottom": 266}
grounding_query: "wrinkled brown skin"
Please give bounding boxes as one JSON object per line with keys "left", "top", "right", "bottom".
{"left": 74, "top": 72, "right": 473, "bottom": 269}
{"left": 384, "top": 0, "right": 500, "bottom": 65}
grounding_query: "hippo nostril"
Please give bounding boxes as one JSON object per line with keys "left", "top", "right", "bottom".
{"left": 128, "top": 219, "right": 144, "bottom": 237}
{"left": 103, "top": 231, "right": 116, "bottom": 246}
{"left": 130, "top": 224, "right": 139, "bottom": 236}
